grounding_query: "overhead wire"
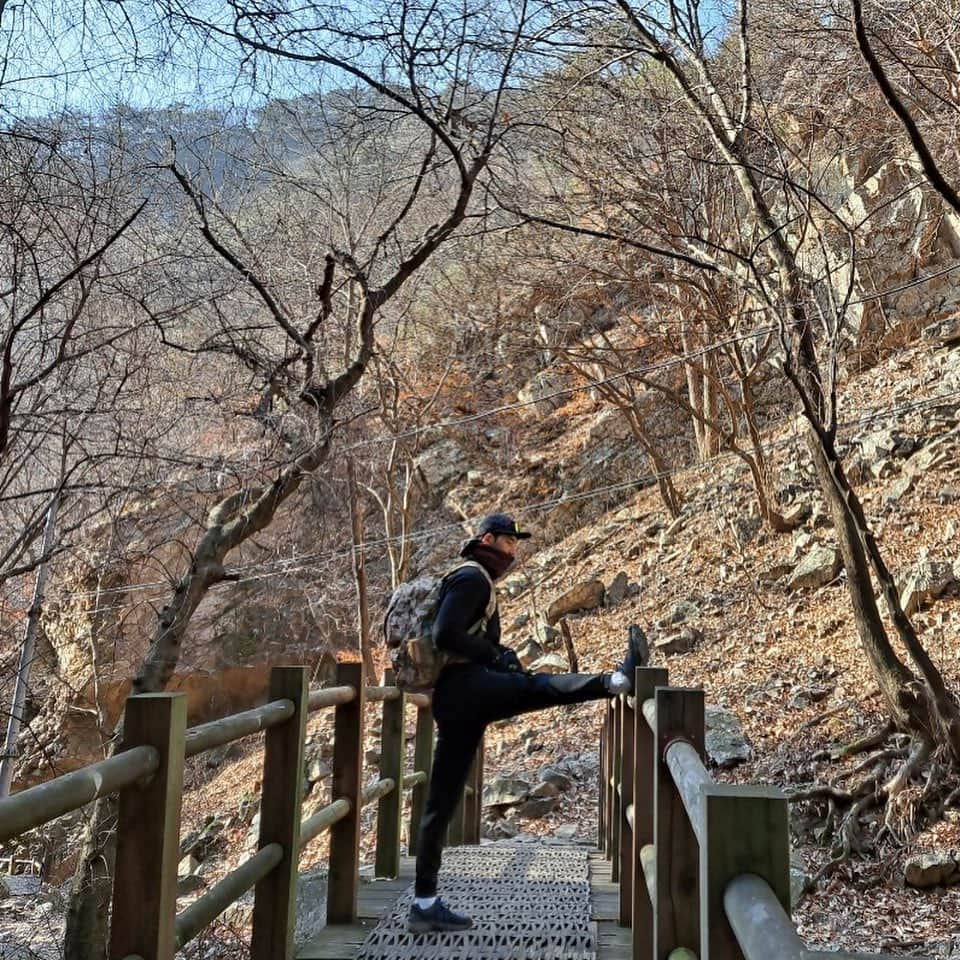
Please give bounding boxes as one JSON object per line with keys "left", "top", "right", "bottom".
{"left": 63, "top": 383, "right": 960, "bottom": 617}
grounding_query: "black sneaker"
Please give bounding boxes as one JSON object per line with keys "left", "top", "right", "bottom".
{"left": 408, "top": 897, "right": 474, "bottom": 933}
{"left": 615, "top": 626, "right": 649, "bottom": 692}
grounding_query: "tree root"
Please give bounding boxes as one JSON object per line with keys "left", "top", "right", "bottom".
{"left": 812, "top": 722, "right": 894, "bottom": 761}
{"left": 795, "top": 733, "right": 945, "bottom": 889}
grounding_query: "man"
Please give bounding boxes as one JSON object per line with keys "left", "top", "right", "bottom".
{"left": 408, "top": 512, "right": 645, "bottom": 933}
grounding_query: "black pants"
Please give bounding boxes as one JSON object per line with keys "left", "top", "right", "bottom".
{"left": 413, "top": 663, "right": 610, "bottom": 897}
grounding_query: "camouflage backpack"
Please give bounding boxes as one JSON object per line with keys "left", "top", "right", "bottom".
{"left": 382, "top": 561, "right": 497, "bottom": 692}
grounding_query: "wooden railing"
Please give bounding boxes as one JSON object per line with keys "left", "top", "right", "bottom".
{"left": 0, "top": 662, "right": 481, "bottom": 959}
{"left": 599, "top": 666, "right": 933, "bottom": 960}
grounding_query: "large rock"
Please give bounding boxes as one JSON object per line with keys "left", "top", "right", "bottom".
{"left": 787, "top": 545, "right": 841, "bottom": 590}
{"left": 538, "top": 767, "right": 575, "bottom": 792}
{"left": 654, "top": 626, "right": 703, "bottom": 657}
{"left": 529, "top": 653, "right": 570, "bottom": 674}
{"left": 899, "top": 560, "right": 956, "bottom": 616}
{"left": 483, "top": 776, "right": 531, "bottom": 807}
{"left": 413, "top": 439, "right": 469, "bottom": 489}
{"left": 516, "top": 797, "right": 559, "bottom": 819}
{"left": 605, "top": 572, "right": 629, "bottom": 607}
{"left": 705, "top": 707, "right": 752, "bottom": 768}
{"left": 546, "top": 580, "right": 605, "bottom": 624}
{"left": 904, "top": 853, "right": 960, "bottom": 888}
{"left": 295, "top": 870, "right": 328, "bottom": 949}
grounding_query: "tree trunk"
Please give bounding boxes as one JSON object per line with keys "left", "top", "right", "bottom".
{"left": 348, "top": 460, "right": 379, "bottom": 682}
{"left": 0, "top": 498, "right": 59, "bottom": 797}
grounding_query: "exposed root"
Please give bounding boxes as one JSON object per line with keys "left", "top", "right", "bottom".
{"left": 793, "top": 732, "right": 950, "bottom": 889}
{"left": 815, "top": 722, "right": 893, "bottom": 761}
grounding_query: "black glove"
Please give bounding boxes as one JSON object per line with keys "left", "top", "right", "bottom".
{"left": 493, "top": 646, "right": 523, "bottom": 673}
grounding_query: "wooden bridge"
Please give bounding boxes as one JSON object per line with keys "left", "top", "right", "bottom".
{"left": 0, "top": 661, "right": 934, "bottom": 960}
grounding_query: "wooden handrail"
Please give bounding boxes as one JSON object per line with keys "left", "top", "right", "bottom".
{"left": 2, "top": 666, "right": 450, "bottom": 954}
{"left": 724, "top": 873, "right": 805, "bottom": 960}
{"left": 664, "top": 739, "right": 710, "bottom": 846}
{"left": 0, "top": 746, "right": 158, "bottom": 843}
{"left": 300, "top": 797, "right": 351, "bottom": 849}
{"left": 361, "top": 777, "right": 395, "bottom": 806}
{"left": 185, "top": 699, "right": 294, "bottom": 758}
{"left": 307, "top": 684, "right": 357, "bottom": 712}
{"left": 175, "top": 842, "right": 284, "bottom": 948}
{"left": 605, "top": 664, "right": 937, "bottom": 960}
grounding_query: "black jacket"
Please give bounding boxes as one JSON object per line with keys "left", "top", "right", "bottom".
{"left": 432, "top": 564, "right": 504, "bottom": 664}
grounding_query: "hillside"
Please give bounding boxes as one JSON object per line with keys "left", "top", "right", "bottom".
{"left": 5, "top": 323, "right": 960, "bottom": 956}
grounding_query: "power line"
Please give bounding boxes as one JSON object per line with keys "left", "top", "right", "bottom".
{"left": 66, "top": 384, "right": 960, "bottom": 616}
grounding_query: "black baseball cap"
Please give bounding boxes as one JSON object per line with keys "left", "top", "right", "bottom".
{"left": 476, "top": 513, "right": 532, "bottom": 539}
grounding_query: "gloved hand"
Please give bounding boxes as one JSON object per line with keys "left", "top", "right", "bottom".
{"left": 493, "top": 645, "right": 523, "bottom": 673}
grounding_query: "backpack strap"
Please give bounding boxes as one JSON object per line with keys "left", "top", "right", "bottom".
{"left": 445, "top": 560, "right": 498, "bottom": 633}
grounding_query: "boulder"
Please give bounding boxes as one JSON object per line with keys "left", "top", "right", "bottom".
{"left": 904, "top": 852, "right": 960, "bottom": 888}
{"left": 546, "top": 580, "right": 605, "bottom": 623}
{"left": 178, "top": 854, "right": 201, "bottom": 879}
{"left": 534, "top": 620, "right": 562, "bottom": 647}
{"left": 899, "top": 560, "right": 956, "bottom": 616}
{"left": 294, "top": 870, "right": 328, "bottom": 949}
{"left": 529, "top": 653, "right": 571, "bottom": 674}
{"left": 483, "top": 817, "right": 520, "bottom": 840}
{"left": 555, "top": 824, "right": 579, "bottom": 841}
{"left": 705, "top": 707, "right": 752, "bottom": 768}
{"left": 538, "top": 767, "right": 575, "bottom": 792}
{"left": 787, "top": 545, "right": 840, "bottom": 590}
{"left": 516, "top": 797, "right": 559, "bottom": 819}
{"left": 665, "top": 600, "right": 700, "bottom": 625}
{"left": 605, "top": 572, "right": 630, "bottom": 607}
{"left": 529, "top": 781, "right": 561, "bottom": 799}
{"left": 516, "top": 638, "right": 544, "bottom": 667}
{"left": 414, "top": 439, "right": 469, "bottom": 489}
{"left": 654, "top": 626, "right": 703, "bottom": 656}
{"left": 483, "top": 776, "right": 531, "bottom": 807}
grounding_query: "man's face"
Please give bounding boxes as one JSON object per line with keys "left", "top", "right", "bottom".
{"left": 484, "top": 532, "right": 519, "bottom": 557}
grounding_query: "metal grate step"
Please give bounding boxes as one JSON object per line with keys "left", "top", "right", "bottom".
{"left": 357, "top": 843, "right": 596, "bottom": 960}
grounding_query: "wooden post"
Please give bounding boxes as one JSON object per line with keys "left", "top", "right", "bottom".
{"left": 618, "top": 692, "right": 635, "bottom": 927}
{"left": 407, "top": 705, "right": 433, "bottom": 857}
{"left": 655, "top": 687, "right": 704, "bottom": 959}
{"left": 251, "top": 666, "right": 309, "bottom": 960}
{"left": 604, "top": 702, "right": 616, "bottom": 859}
{"left": 598, "top": 724, "right": 606, "bottom": 852}
{"left": 700, "top": 784, "right": 790, "bottom": 960}
{"left": 633, "top": 666, "right": 667, "bottom": 960}
{"left": 327, "top": 661, "right": 365, "bottom": 924}
{"left": 610, "top": 695, "right": 622, "bottom": 883}
{"left": 463, "top": 735, "right": 484, "bottom": 844}
{"left": 375, "top": 672, "right": 404, "bottom": 878}
{"left": 109, "top": 693, "right": 187, "bottom": 960}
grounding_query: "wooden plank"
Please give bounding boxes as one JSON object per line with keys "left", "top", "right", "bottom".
{"left": 407, "top": 705, "right": 433, "bottom": 857}
{"left": 252, "top": 666, "right": 309, "bottom": 960}
{"left": 109, "top": 693, "right": 187, "bottom": 960}
{"left": 700, "top": 784, "right": 789, "bottom": 960}
{"left": 633, "top": 667, "right": 666, "bottom": 960}
{"left": 374, "top": 671, "right": 404, "bottom": 878}
{"left": 327, "top": 662, "right": 365, "bottom": 924}
{"left": 655, "top": 687, "right": 703, "bottom": 959}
